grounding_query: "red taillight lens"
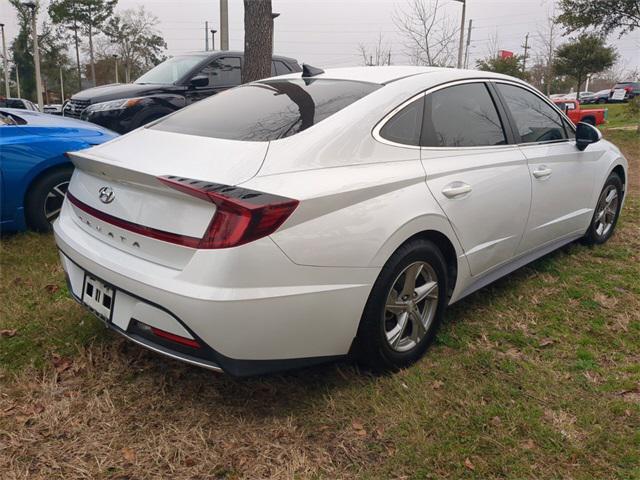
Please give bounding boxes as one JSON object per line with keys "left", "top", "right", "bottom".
{"left": 150, "top": 326, "right": 201, "bottom": 349}
{"left": 157, "top": 176, "right": 299, "bottom": 249}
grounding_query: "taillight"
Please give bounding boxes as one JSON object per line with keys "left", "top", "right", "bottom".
{"left": 158, "top": 175, "right": 299, "bottom": 249}
{"left": 150, "top": 326, "right": 201, "bottom": 349}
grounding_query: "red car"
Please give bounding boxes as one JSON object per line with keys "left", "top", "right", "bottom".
{"left": 553, "top": 99, "right": 607, "bottom": 126}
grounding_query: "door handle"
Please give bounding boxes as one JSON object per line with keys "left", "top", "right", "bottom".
{"left": 442, "top": 182, "right": 472, "bottom": 198}
{"left": 533, "top": 166, "right": 552, "bottom": 178}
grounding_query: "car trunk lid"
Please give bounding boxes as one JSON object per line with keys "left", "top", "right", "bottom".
{"left": 65, "top": 128, "right": 270, "bottom": 268}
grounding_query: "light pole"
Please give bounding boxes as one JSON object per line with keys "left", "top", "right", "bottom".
{"left": 1, "top": 23, "right": 10, "bottom": 97}
{"left": 113, "top": 54, "right": 119, "bottom": 83}
{"left": 59, "top": 66, "right": 64, "bottom": 102}
{"left": 14, "top": 59, "right": 21, "bottom": 97}
{"left": 23, "top": 1, "right": 44, "bottom": 110}
{"left": 210, "top": 29, "right": 217, "bottom": 51}
{"left": 454, "top": 0, "right": 466, "bottom": 69}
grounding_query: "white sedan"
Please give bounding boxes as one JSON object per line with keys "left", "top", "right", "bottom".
{"left": 54, "top": 66, "right": 628, "bottom": 376}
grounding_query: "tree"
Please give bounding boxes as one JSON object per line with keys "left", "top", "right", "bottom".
{"left": 476, "top": 55, "right": 528, "bottom": 79}
{"left": 557, "top": 0, "right": 640, "bottom": 37}
{"left": 242, "top": 0, "right": 273, "bottom": 83}
{"left": 104, "top": 7, "right": 166, "bottom": 82}
{"left": 554, "top": 34, "right": 617, "bottom": 93}
{"left": 358, "top": 33, "right": 391, "bottom": 66}
{"left": 9, "top": 0, "right": 74, "bottom": 101}
{"left": 394, "top": 0, "right": 458, "bottom": 67}
{"left": 49, "top": 0, "right": 118, "bottom": 88}
{"left": 535, "top": 9, "right": 560, "bottom": 95}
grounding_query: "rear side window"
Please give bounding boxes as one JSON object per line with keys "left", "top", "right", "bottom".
{"left": 379, "top": 96, "right": 424, "bottom": 146}
{"left": 421, "top": 83, "right": 506, "bottom": 147}
{"left": 496, "top": 83, "right": 567, "bottom": 143}
{"left": 152, "top": 79, "right": 381, "bottom": 141}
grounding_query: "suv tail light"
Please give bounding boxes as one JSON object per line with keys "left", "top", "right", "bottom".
{"left": 158, "top": 175, "right": 299, "bottom": 249}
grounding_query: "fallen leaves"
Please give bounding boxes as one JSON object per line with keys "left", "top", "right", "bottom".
{"left": 52, "top": 353, "right": 73, "bottom": 374}
{"left": 44, "top": 284, "right": 60, "bottom": 294}
{"left": 464, "top": 457, "right": 475, "bottom": 471}
{"left": 538, "top": 338, "right": 554, "bottom": 348}
{"left": 1, "top": 329, "right": 17, "bottom": 338}
{"left": 121, "top": 447, "right": 136, "bottom": 463}
{"left": 351, "top": 421, "right": 367, "bottom": 437}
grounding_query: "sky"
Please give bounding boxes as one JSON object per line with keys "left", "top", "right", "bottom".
{"left": 1, "top": 0, "right": 639, "bottom": 73}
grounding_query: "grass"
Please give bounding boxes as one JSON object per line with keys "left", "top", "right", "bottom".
{"left": 1, "top": 130, "right": 638, "bottom": 479}
{"left": 582, "top": 102, "right": 640, "bottom": 129}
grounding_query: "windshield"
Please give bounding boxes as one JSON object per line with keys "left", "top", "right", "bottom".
{"left": 135, "top": 55, "right": 209, "bottom": 85}
{"left": 151, "top": 79, "right": 381, "bottom": 141}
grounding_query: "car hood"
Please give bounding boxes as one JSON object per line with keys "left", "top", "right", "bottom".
{"left": 71, "top": 83, "right": 183, "bottom": 103}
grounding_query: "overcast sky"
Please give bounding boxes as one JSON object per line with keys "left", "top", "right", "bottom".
{"left": 1, "top": 0, "right": 639, "bottom": 72}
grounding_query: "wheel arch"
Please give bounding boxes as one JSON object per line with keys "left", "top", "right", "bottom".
{"left": 402, "top": 230, "right": 459, "bottom": 299}
{"left": 24, "top": 162, "right": 74, "bottom": 206}
{"left": 612, "top": 164, "right": 626, "bottom": 192}
{"left": 370, "top": 214, "right": 466, "bottom": 301}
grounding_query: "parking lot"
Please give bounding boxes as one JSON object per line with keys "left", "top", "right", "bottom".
{"left": 0, "top": 128, "right": 637, "bottom": 479}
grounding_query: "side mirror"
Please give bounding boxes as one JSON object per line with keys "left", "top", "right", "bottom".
{"left": 189, "top": 75, "right": 209, "bottom": 88}
{"left": 575, "top": 122, "right": 602, "bottom": 151}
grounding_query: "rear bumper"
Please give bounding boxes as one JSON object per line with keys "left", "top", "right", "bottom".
{"left": 53, "top": 201, "right": 377, "bottom": 376}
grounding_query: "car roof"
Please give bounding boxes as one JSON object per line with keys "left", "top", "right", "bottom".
{"left": 176, "top": 50, "right": 299, "bottom": 64}
{"left": 275, "top": 65, "right": 525, "bottom": 85}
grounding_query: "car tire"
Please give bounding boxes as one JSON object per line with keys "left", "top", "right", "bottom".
{"left": 355, "top": 239, "right": 448, "bottom": 371}
{"left": 597, "top": 98, "right": 606, "bottom": 104}
{"left": 583, "top": 172, "right": 623, "bottom": 245}
{"left": 24, "top": 166, "right": 73, "bottom": 232}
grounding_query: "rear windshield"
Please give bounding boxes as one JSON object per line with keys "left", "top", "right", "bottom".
{"left": 151, "top": 78, "right": 381, "bottom": 141}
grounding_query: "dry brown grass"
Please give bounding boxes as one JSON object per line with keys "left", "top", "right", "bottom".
{"left": 1, "top": 130, "right": 638, "bottom": 479}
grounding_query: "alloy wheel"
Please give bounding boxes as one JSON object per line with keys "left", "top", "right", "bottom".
{"left": 44, "top": 181, "right": 69, "bottom": 222}
{"left": 384, "top": 261, "right": 439, "bottom": 353}
{"left": 593, "top": 185, "right": 618, "bottom": 238}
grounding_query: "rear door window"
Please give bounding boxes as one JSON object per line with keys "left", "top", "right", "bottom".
{"left": 153, "top": 79, "right": 381, "bottom": 141}
{"left": 421, "top": 83, "right": 507, "bottom": 147}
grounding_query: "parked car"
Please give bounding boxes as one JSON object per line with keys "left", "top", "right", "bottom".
{"left": 552, "top": 99, "right": 607, "bottom": 126}
{"left": 550, "top": 91, "right": 592, "bottom": 101}
{"left": 609, "top": 81, "right": 640, "bottom": 102}
{"left": 63, "top": 51, "right": 301, "bottom": 134}
{"left": 54, "top": 66, "right": 628, "bottom": 376}
{"left": 0, "top": 97, "right": 39, "bottom": 111}
{"left": 43, "top": 104, "right": 63, "bottom": 115}
{"left": 0, "top": 109, "right": 117, "bottom": 233}
{"left": 581, "top": 89, "right": 610, "bottom": 104}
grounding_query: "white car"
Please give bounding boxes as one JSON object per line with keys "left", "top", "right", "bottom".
{"left": 54, "top": 66, "right": 628, "bottom": 376}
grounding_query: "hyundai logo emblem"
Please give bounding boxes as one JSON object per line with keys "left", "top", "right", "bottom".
{"left": 98, "top": 186, "right": 115, "bottom": 204}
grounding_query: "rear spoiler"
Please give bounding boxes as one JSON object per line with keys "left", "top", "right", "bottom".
{"left": 66, "top": 150, "right": 165, "bottom": 189}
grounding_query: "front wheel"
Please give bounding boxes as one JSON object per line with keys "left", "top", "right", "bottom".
{"left": 355, "top": 239, "right": 448, "bottom": 371}
{"left": 583, "top": 173, "right": 623, "bottom": 245}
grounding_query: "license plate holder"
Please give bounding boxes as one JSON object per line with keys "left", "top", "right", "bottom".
{"left": 82, "top": 274, "right": 115, "bottom": 322}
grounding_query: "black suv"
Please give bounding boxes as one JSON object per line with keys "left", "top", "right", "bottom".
{"left": 64, "top": 51, "right": 301, "bottom": 133}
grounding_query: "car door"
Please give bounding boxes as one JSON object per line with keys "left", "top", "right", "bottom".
{"left": 185, "top": 56, "right": 242, "bottom": 104}
{"left": 419, "top": 81, "right": 531, "bottom": 276}
{"left": 493, "top": 82, "right": 599, "bottom": 254}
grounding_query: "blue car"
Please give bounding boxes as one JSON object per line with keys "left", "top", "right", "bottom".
{"left": 1, "top": 108, "right": 117, "bottom": 233}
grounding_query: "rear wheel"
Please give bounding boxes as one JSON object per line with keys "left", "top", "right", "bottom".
{"left": 583, "top": 173, "right": 623, "bottom": 245}
{"left": 24, "top": 166, "right": 73, "bottom": 232}
{"left": 597, "top": 98, "right": 606, "bottom": 104}
{"left": 355, "top": 239, "right": 448, "bottom": 371}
